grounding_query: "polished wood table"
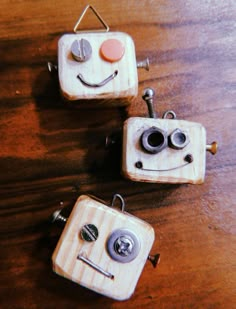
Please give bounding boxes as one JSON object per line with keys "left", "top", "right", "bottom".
{"left": 1, "top": 1, "right": 235, "bottom": 308}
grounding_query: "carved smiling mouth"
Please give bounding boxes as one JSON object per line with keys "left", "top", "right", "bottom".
{"left": 77, "top": 70, "right": 118, "bottom": 88}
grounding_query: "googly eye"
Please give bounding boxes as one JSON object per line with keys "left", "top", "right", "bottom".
{"left": 100, "top": 39, "right": 125, "bottom": 62}
{"left": 71, "top": 38, "right": 92, "bottom": 62}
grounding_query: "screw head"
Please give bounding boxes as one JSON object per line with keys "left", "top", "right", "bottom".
{"left": 137, "top": 58, "right": 150, "bottom": 71}
{"left": 52, "top": 209, "right": 61, "bottom": 223}
{"left": 206, "top": 141, "right": 218, "bottom": 155}
{"left": 184, "top": 154, "right": 194, "bottom": 163}
{"left": 71, "top": 38, "right": 92, "bottom": 62}
{"left": 135, "top": 161, "right": 143, "bottom": 169}
{"left": 51, "top": 209, "right": 67, "bottom": 226}
{"left": 80, "top": 224, "right": 99, "bottom": 242}
{"left": 148, "top": 253, "right": 161, "bottom": 268}
{"left": 107, "top": 229, "right": 140, "bottom": 263}
{"left": 142, "top": 87, "right": 155, "bottom": 101}
{"left": 114, "top": 235, "right": 134, "bottom": 256}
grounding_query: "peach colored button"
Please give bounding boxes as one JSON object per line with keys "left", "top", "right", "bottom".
{"left": 100, "top": 39, "right": 125, "bottom": 62}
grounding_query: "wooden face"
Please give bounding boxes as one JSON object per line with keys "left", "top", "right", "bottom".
{"left": 52, "top": 195, "right": 155, "bottom": 300}
{"left": 58, "top": 32, "right": 138, "bottom": 102}
{"left": 122, "top": 117, "right": 207, "bottom": 184}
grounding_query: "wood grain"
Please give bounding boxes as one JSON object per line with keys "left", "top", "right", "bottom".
{"left": 58, "top": 32, "right": 138, "bottom": 102}
{"left": 0, "top": 1, "right": 235, "bottom": 308}
{"left": 122, "top": 117, "right": 207, "bottom": 184}
{"left": 52, "top": 195, "right": 154, "bottom": 300}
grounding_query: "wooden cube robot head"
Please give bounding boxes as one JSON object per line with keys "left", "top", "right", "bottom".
{"left": 122, "top": 88, "right": 218, "bottom": 184}
{"left": 52, "top": 194, "right": 158, "bottom": 300}
{"left": 56, "top": 5, "right": 149, "bottom": 103}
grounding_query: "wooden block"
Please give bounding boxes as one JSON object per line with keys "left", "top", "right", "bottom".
{"left": 122, "top": 117, "right": 207, "bottom": 184}
{"left": 52, "top": 195, "right": 155, "bottom": 300}
{"left": 58, "top": 32, "right": 138, "bottom": 105}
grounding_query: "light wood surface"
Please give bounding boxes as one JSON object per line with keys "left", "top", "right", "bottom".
{"left": 58, "top": 32, "right": 138, "bottom": 102}
{"left": 52, "top": 195, "right": 155, "bottom": 300}
{"left": 122, "top": 117, "right": 207, "bottom": 184}
{"left": 0, "top": 1, "right": 235, "bottom": 308}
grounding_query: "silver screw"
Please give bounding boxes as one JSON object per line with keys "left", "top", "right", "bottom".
{"left": 107, "top": 229, "right": 140, "bottom": 263}
{"left": 148, "top": 253, "right": 160, "bottom": 268}
{"left": 137, "top": 58, "right": 150, "bottom": 71}
{"left": 47, "top": 62, "right": 58, "bottom": 73}
{"left": 51, "top": 209, "right": 67, "bottom": 225}
{"left": 142, "top": 88, "right": 156, "bottom": 118}
{"left": 71, "top": 39, "right": 92, "bottom": 62}
{"left": 80, "top": 224, "right": 99, "bottom": 242}
{"left": 114, "top": 235, "right": 134, "bottom": 256}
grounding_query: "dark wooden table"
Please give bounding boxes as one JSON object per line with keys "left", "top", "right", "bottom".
{"left": 1, "top": 1, "right": 235, "bottom": 308}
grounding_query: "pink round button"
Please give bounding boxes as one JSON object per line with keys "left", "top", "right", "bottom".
{"left": 100, "top": 39, "right": 125, "bottom": 63}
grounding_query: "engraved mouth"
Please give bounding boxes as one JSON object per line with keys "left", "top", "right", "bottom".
{"left": 77, "top": 70, "right": 118, "bottom": 88}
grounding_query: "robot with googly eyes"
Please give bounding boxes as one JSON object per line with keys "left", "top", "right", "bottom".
{"left": 50, "top": 5, "right": 149, "bottom": 104}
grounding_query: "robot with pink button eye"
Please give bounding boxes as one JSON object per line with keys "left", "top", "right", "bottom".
{"left": 49, "top": 5, "right": 149, "bottom": 105}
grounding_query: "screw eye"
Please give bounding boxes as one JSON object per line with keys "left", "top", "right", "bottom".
{"left": 107, "top": 229, "right": 140, "bottom": 263}
{"left": 80, "top": 224, "right": 99, "bottom": 242}
{"left": 184, "top": 154, "right": 193, "bottom": 163}
{"left": 71, "top": 39, "right": 92, "bottom": 62}
{"left": 135, "top": 161, "right": 143, "bottom": 169}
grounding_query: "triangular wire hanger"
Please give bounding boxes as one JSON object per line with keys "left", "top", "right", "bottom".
{"left": 73, "top": 4, "right": 109, "bottom": 33}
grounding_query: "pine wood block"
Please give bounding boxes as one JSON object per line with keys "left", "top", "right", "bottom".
{"left": 58, "top": 32, "right": 138, "bottom": 104}
{"left": 52, "top": 195, "right": 155, "bottom": 300}
{"left": 122, "top": 117, "right": 207, "bottom": 184}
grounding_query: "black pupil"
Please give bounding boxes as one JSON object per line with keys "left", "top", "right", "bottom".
{"left": 148, "top": 132, "right": 164, "bottom": 147}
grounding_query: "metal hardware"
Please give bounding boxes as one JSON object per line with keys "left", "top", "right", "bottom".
{"left": 114, "top": 235, "right": 134, "bottom": 256}
{"left": 137, "top": 58, "right": 150, "bottom": 71}
{"left": 71, "top": 39, "right": 92, "bottom": 62}
{"left": 142, "top": 88, "right": 156, "bottom": 118}
{"left": 107, "top": 229, "right": 140, "bottom": 263}
{"left": 47, "top": 62, "right": 58, "bottom": 73}
{"left": 135, "top": 161, "right": 143, "bottom": 169}
{"left": 111, "top": 193, "right": 125, "bottom": 212}
{"left": 105, "top": 130, "right": 122, "bottom": 149}
{"left": 169, "top": 128, "right": 190, "bottom": 150}
{"left": 135, "top": 154, "right": 193, "bottom": 172}
{"left": 105, "top": 135, "right": 116, "bottom": 148}
{"left": 77, "top": 70, "right": 118, "bottom": 88}
{"left": 162, "top": 110, "right": 177, "bottom": 119}
{"left": 148, "top": 254, "right": 160, "bottom": 268}
{"left": 184, "top": 154, "right": 193, "bottom": 163}
{"left": 206, "top": 141, "right": 218, "bottom": 155}
{"left": 73, "top": 5, "right": 109, "bottom": 33}
{"left": 80, "top": 224, "right": 98, "bottom": 242}
{"left": 77, "top": 254, "right": 114, "bottom": 279}
{"left": 141, "top": 126, "right": 168, "bottom": 154}
{"left": 51, "top": 209, "right": 67, "bottom": 225}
